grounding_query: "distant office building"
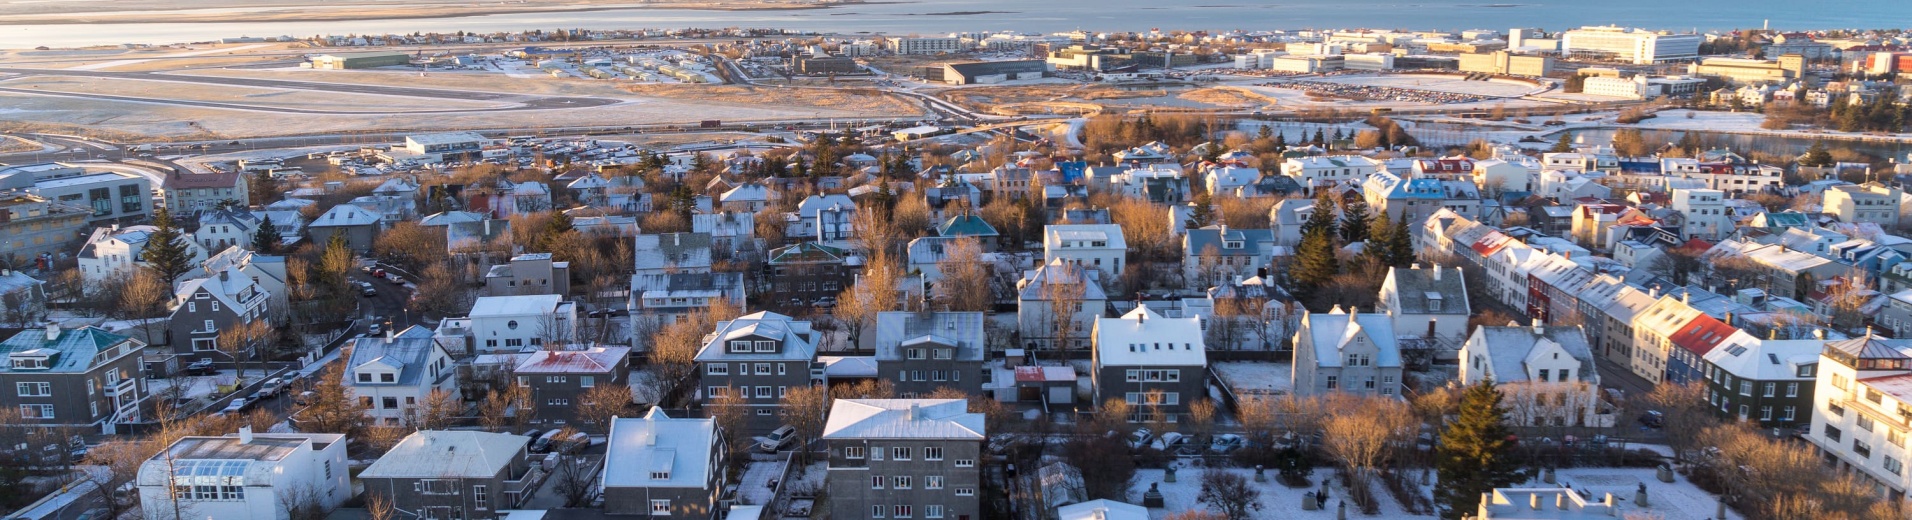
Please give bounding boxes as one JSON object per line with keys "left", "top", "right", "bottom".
{"left": 941, "top": 60, "right": 1049, "bottom": 85}
{"left": 0, "top": 163, "right": 151, "bottom": 226}
{"left": 892, "top": 37, "right": 963, "bottom": 55}
{"left": 1561, "top": 26, "right": 1701, "bottom": 64}
{"left": 310, "top": 51, "right": 411, "bottom": 69}
{"left": 1688, "top": 55, "right": 1805, "bottom": 84}
{"left": 1458, "top": 50, "right": 1554, "bottom": 76}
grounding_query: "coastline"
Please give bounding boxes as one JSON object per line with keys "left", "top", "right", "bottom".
{"left": 0, "top": 1, "right": 864, "bottom": 26}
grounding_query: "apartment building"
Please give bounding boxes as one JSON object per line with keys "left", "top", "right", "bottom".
{"left": 1806, "top": 334, "right": 1912, "bottom": 502}
{"left": 823, "top": 399, "right": 984, "bottom": 520}
{"left": 1043, "top": 224, "right": 1126, "bottom": 277}
{"left": 1825, "top": 184, "right": 1903, "bottom": 228}
{"left": 0, "top": 193, "right": 89, "bottom": 267}
{"left": 872, "top": 311, "right": 985, "bottom": 397}
{"left": 514, "top": 346, "right": 630, "bottom": 428}
{"left": 360, "top": 430, "right": 540, "bottom": 519}
{"left": 1701, "top": 331, "right": 1819, "bottom": 428}
{"left": 695, "top": 311, "right": 820, "bottom": 433}
{"left": 162, "top": 171, "right": 248, "bottom": 216}
{"left": 601, "top": 409, "right": 727, "bottom": 517}
{"left": 1091, "top": 307, "right": 1208, "bottom": 423}
{"left": 1, "top": 324, "right": 148, "bottom": 430}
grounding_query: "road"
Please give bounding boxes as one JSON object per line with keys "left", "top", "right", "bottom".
{"left": 0, "top": 67, "right": 620, "bottom": 114}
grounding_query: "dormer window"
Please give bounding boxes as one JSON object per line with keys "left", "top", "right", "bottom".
{"left": 729, "top": 340, "right": 750, "bottom": 353}
{"left": 934, "top": 349, "right": 952, "bottom": 360}
{"left": 1224, "top": 241, "right": 1244, "bottom": 249}
{"left": 754, "top": 341, "right": 776, "bottom": 353}
{"left": 650, "top": 471, "right": 670, "bottom": 480}
{"left": 357, "top": 373, "right": 372, "bottom": 383}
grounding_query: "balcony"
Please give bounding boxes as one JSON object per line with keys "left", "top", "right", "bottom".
{"left": 103, "top": 379, "right": 135, "bottom": 398}
{"left": 1838, "top": 398, "right": 1912, "bottom": 432}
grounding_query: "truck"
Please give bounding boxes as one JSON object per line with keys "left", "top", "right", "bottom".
{"left": 700, "top": 120, "right": 722, "bottom": 128}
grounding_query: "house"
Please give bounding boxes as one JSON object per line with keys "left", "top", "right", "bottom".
{"left": 720, "top": 182, "right": 771, "bottom": 212}
{"left": 1282, "top": 155, "right": 1380, "bottom": 194}
{"left": 936, "top": 214, "right": 1000, "bottom": 247}
{"left": 492, "top": 181, "right": 552, "bottom": 217}
{"left": 1043, "top": 224, "right": 1126, "bottom": 276}
{"left": 1805, "top": 333, "right": 1912, "bottom": 502}
{"left": 307, "top": 204, "right": 382, "bottom": 251}
{"left": 1670, "top": 188, "right": 1733, "bottom": 240}
{"left": 1016, "top": 259, "right": 1109, "bottom": 351}
{"left": 872, "top": 311, "right": 986, "bottom": 397}
{"left": 1, "top": 324, "right": 148, "bottom": 431}
{"left": 692, "top": 211, "right": 756, "bottom": 254}
{"left": 1292, "top": 307, "right": 1402, "bottom": 397}
{"left": 344, "top": 326, "right": 458, "bottom": 427}
{"left": 359, "top": 430, "right": 540, "bottom": 519}
{"left": 630, "top": 272, "right": 748, "bottom": 317}
{"left": 76, "top": 225, "right": 208, "bottom": 288}
{"left": 135, "top": 428, "right": 349, "bottom": 520}
{"left": 1270, "top": 199, "right": 1316, "bottom": 248}
{"left": 1377, "top": 264, "right": 1470, "bottom": 362}
{"left": 1091, "top": 307, "right": 1207, "bottom": 422}
{"left": 1203, "top": 166, "right": 1260, "bottom": 197}
{"left": 1825, "top": 183, "right": 1903, "bottom": 228}
{"left": 791, "top": 194, "right": 858, "bottom": 248}
{"left": 1473, "top": 159, "right": 1531, "bottom": 193}
{"left": 1700, "top": 331, "right": 1819, "bottom": 427}
{"left": 823, "top": 399, "right": 984, "bottom": 520}
{"left": 185, "top": 246, "right": 289, "bottom": 325}
{"left": 1460, "top": 322, "right": 1608, "bottom": 428}
{"left": 763, "top": 242, "right": 859, "bottom": 310}
{"left": 514, "top": 346, "right": 630, "bottom": 428}
{"left": 192, "top": 209, "right": 262, "bottom": 253}
{"left": 0, "top": 270, "right": 48, "bottom": 326}
{"left": 1059, "top": 500, "right": 1150, "bottom": 520}
{"left": 634, "top": 232, "right": 714, "bottom": 278}
{"left": 168, "top": 269, "right": 270, "bottom": 365}
{"left": 600, "top": 409, "right": 727, "bottom": 517}
{"left": 162, "top": 171, "right": 249, "bottom": 217}
{"left": 484, "top": 253, "right": 571, "bottom": 297}
{"left": 467, "top": 295, "right": 578, "bottom": 354}
{"left": 1182, "top": 226, "right": 1276, "bottom": 288}
{"left": 695, "top": 312, "right": 820, "bottom": 433}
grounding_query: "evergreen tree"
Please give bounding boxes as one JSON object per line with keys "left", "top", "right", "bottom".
{"left": 1387, "top": 214, "right": 1415, "bottom": 268}
{"left": 1300, "top": 193, "right": 1338, "bottom": 238}
{"left": 1331, "top": 128, "right": 1344, "bottom": 142}
{"left": 1256, "top": 124, "right": 1273, "bottom": 141}
{"left": 1361, "top": 211, "right": 1396, "bottom": 267}
{"left": 1338, "top": 199, "right": 1370, "bottom": 244}
{"left": 1436, "top": 380, "right": 1525, "bottom": 519}
{"left": 141, "top": 208, "right": 193, "bottom": 286}
{"left": 252, "top": 215, "right": 280, "bottom": 254}
{"left": 1549, "top": 133, "right": 1573, "bottom": 153}
{"left": 1802, "top": 140, "right": 1833, "bottom": 167}
{"left": 1292, "top": 194, "right": 1341, "bottom": 292}
{"left": 1273, "top": 132, "right": 1288, "bottom": 150}
{"left": 250, "top": 169, "right": 281, "bottom": 207}
{"left": 1185, "top": 193, "right": 1216, "bottom": 230}
{"left": 1311, "top": 128, "right": 1326, "bottom": 146}
{"left": 536, "top": 211, "right": 575, "bottom": 253}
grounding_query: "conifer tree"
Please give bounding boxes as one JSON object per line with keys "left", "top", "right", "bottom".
{"left": 1185, "top": 193, "right": 1216, "bottom": 230}
{"left": 1387, "top": 215, "right": 1415, "bottom": 268}
{"left": 1362, "top": 211, "right": 1396, "bottom": 267}
{"left": 1311, "top": 128, "right": 1326, "bottom": 146}
{"left": 252, "top": 215, "right": 280, "bottom": 254}
{"left": 1436, "top": 380, "right": 1525, "bottom": 519}
{"left": 141, "top": 208, "right": 193, "bottom": 286}
{"left": 1549, "top": 133, "right": 1573, "bottom": 153}
{"left": 1338, "top": 199, "right": 1371, "bottom": 244}
{"left": 1802, "top": 140, "right": 1833, "bottom": 167}
{"left": 1273, "top": 132, "right": 1288, "bottom": 150}
{"left": 1292, "top": 193, "right": 1340, "bottom": 292}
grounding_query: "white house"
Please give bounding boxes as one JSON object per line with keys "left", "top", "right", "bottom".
{"left": 599, "top": 408, "right": 727, "bottom": 516}
{"left": 1016, "top": 259, "right": 1109, "bottom": 351}
{"left": 136, "top": 428, "right": 350, "bottom": 520}
{"left": 1282, "top": 155, "right": 1380, "bottom": 193}
{"left": 1805, "top": 333, "right": 1912, "bottom": 502}
{"left": 1460, "top": 322, "right": 1609, "bottom": 428}
{"left": 77, "top": 225, "right": 208, "bottom": 289}
{"left": 343, "top": 326, "right": 458, "bottom": 426}
{"left": 1043, "top": 224, "right": 1127, "bottom": 276}
{"left": 193, "top": 209, "right": 262, "bottom": 253}
{"left": 1377, "top": 264, "right": 1470, "bottom": 359}
{"left": 467, "top": 295, "right": 578, "bottom": 354}
{"left": 1291, "top": 307, "right": 1402, "bottom": 397}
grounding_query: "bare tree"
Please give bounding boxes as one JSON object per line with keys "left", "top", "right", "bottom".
{"left": 216, "top": 320, "right": 273, "bottom": 384}
{"left": 1321, "top": 395, "right": 1414, "bottom": 511}
{"left": 406, "top": 388, "right": 462, "bottom": 430}
{"left": 779, "top": 385, "right": 830, "bottom": 464}
{"left": 1639, "top": 381, "right": 1717, "bottom": 463}
{"left": 479, "top": 384, "right": 529, "bottom": 431}
{"left": 365, "top": 492, "right": 398, "bottom": 520}
{"left": 298, "top": 364, "right": 368, "bottom": 439}
{"left": 934, "top": 238, "right": 992, "bottom": 312}
{"left": 1185, "top": 399, "right": 1217, "bottom": 446}
{"left": 116, "top": 270, "right": 172, "bottom": 348}
{"left": 551, "top": 454, "right": 599, "bottom": 507}
{"left": 277, "top": 484, "right": 328, "bottom": 520}
{"left": 576, "top": 383, "right": 634, "bottom": 431}
{"left": 1197, "top": 470, "right": 1263, "bottom": 520}
{"left": 1044, "top": 265, "right": 1088, "bottom": 351}
{"left": 829, "top": 379, "right": 896, "bottom": 401}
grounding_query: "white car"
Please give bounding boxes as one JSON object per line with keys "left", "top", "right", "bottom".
{"left": 218, "top": 398, "right": 247, "bottom": 415}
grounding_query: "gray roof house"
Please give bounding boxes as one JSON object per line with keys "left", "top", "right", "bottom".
{"left": 344, "top": 326, "right": 458, "bottom": 426}
{"left": 1291, "top": 307, "right": 1402, "bottom": 397}
{"left": 600, "top": 408, "right": 727, "bottom": 517}
{"left": 1459, "top": 323, "right": 1609, "bottom": 428}
{"left": 872, "top": 311, "right": 987, "bottom": 397}
{"left": 635, "top": 232, "right": 714, "bottom": 277}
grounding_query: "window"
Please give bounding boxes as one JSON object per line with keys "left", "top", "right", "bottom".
{"left": 873, "top": 505, "right": 887, "bottom": 518}
{"left": 19, "top": 404, "right": 52, "bottom": 419}
{"left": 383, "top": 397, "right": 398, "bottom": 409}
{"left": 924, "top": 447, "right": 943, "bottom": 460}
{"left": 926, "top": 505, "right": 944, "bottom": 518}
{"left": 1783, "top": 406, "right": 1796, "bottom": 421}
{"left": 1760, "top": 406, "right": 1772, "bottom": 421}
{"left": 1825, "top": 425, "right": 1843, "bottom": 442}
{"left": 893, "top": 476, "right": 911, "bottom": 489}
{"left": 755, "top": 363, "right": 772, "bottom": 375}
{"left": 755, "top": 386, "right": 772, "bottom": 399}
{"left": 15, "top": 382, "right": 50, "bottom": 397}
{"left": 872, "top": 476, "right": 884, "bottom": 489}
{"left": 1739, "top": 381, "right": 1752, "bottom": 396}
{"left": 845, "top": 446, "right": 866, "bottom": 459}
{"left": 894, "top": 505, "right": 913, "bottom": 518}
{"left": 651, "top": 499, "right": 671, "bottom": 515}
{"left": 380, "top": 373, "right": 395, "bottom": 383}
{"left": 955, "top": 487, "right": 975, "bottom": 496}
{"left": 954, "top": 459, "right": 974, "bottom": 468}
{"left": 907, "top": 348, "right": 925, "bottom": 360}
{"left": 418, "top": 479, "right": 459, "bottom": 495}
{"left": 1762, "top": 382, "right": 1775, "bottom": 397}
{"left": 1830, "top": 403, "right": 1846, "bottom": 417}
{"left": 755, "top": 341, "right": 776, "bottom": 352}
{"left": 892, "top": 447, "right": 911, "bottom": 460}
{"left": 651, "top": 470, "right": 671, "bottom": 480}
{"left": 193, "top": 338, "right": 217, "bottom": 352}
{"left": 1325, "top": 376, "right": 1337, "bottom": 390}
{"left": 473, "top": 485, "right": 488, "bottom": 510}
{"left": 926, "top": 476, "right": 944, "bottom": 489}
{"left": 1538, "top": 369, "right": 1549, "bottom": 381}
{"left": 1860, "top": 416, "right": 1876, "bottom": 432}
{"left": 1890, "top": 457, "right": 1905, "bottom": 476}
{"left": 1786, "top": 383, "right": 1799, "bottom": 397}
{"left": 708, "top": 364, "right": 728, "bottom": 375}
{"left": 580, "top": 376, "right": 594, "bottom": 388}
{"left": 729, "top": 340, "right": 751, "bottom": 353}
{"left": 708, "top": 386, "right": 728, "bottom": 398}
{"left": 1855, "top": 439, "right": 1873, "bottom": 458}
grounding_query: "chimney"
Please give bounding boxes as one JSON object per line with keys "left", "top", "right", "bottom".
{"left": 238, "top": 425, "right": 254, "bottom": 444}
{"left": 1531, "top": 492, "right": 1542, "bottom": 510}
{"left": 673, "top": 233, "right": 681, "bottom": 246}
{"left": 1557, "top": 492, "right": 1568, "bottom": 510}
{"left": 219, "top": 270, "right": 229, "bottom": 282}
{"left": 1813, "top": 328, "right": 1826, "bottom": 339}
{"left": 1682, "top": 291, "right": 1691, "bottom": 304}
{"left": 1649, "top": 287, "right": 1659, "bottom": 299}
{"left": 484, "top": 219, "right": 492, "bottom": 236}
{"left": 44, "top": 322, "right": 59, "bottom": 341}
{"left": 908, "top": 403, "right": 921, "bottom": 421}
{"left": 1532, "top": 317, "right": 1544, "bottom": 334}
{"left": 385, "top": 327, "right": 395, "bottom": 343}
{"left": 1432, "top": 263, "right": 1442, "bottom": 281}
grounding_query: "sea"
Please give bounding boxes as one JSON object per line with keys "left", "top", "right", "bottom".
{"left": 0, "top": 0, "right": 1905, "bottom": 49}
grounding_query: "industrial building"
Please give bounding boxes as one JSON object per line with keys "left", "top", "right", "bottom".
{"left": 1560, "top": 26, "right": 1701, "bottom": 64}
{"left": 1458, "top": 50, "right": 1555, "bottom": 76}
{"left": 795, "top": 54, "right": 860, "bottom": 75}
{"left": 309, "top": 51, "right": 411, "bottom": 69}
{"left": 941, "top": 60, "right": 1050, "bottom": 84}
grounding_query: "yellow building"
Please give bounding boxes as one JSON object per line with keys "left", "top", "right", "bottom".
{"left": 1457, "top": 51, "right": 1554, "bottom": 76}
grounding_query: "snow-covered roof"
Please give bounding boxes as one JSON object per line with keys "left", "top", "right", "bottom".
{"left": 345, "top": 326, "right": 444, "bottom": 387}
{"left": 0, "top": 325, "right": 139, "bottom": 374}
{"left": 1058, "top": 500, "right": 1150, "bottom": 520}
{"left": 1704, "top": 332, "right": 1821, "bottom": 383}
{"left": 515, "top": 346, "right": 629, "bottom": 374}
{"left": 310, "top": 203, "right": 380, "bottom": 227}
{"left": 601, "top": 409, "right": 717, "bottom": 490}
{"left": 1300, "top": 308, "right": 1399, "bottom": 369}
{"left": 1093, "top": 307, "right": 1206, "bottom": 367}
{"left": 820, "top": 355, "right": 879, "bottom": 378}
{"left": 872, "top": 311, "right": 985, "bottom": 362}
{"left": 360, "top": 430, "right": 527, "bottom": 479}
{"left": 469, "top": 294, "right": 564, "bottom": 317}
{"left": 821, "top": 399, "right": 985, "bottom": 440}
{"left": 1466, "top": 325, "right": 1596, "bottom": 384}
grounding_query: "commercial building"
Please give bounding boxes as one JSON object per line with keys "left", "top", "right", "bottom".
{"left": 1560, "top": 26, "right": 1701, "bottom": 64}
{"left": 0, "top": 163, "right": 151, "bottom": 226}
{"left": 0, "top": 193, "right": 89, "bottom": 268}
{"left": 1581, "top": 75, "right": 1706, "bottom": 100}
{"left": 403, "top": 132, "right": 489, "bottom": 161}
{"left": 310, "top": 51, "right": 410, "bottom": 69}
{"left": 1045, "top": 45, "right": 1133, "bottom": 71}
{"left": 135, "top": 428, "right": 350, "bottom": 520}
{"left": 162, "top": 170, "right": 248, "bottom": 216}
{"left": 823, "top": 399, "right": 984, "bottom": 520}
{"left": 795, "top": 54, "right": 860, "bottom": 75}
{"left": 1457, "top": 50, "right": 1554, "bottom": 76}
{"left": 1689, "top": 55, "right": 1805, "bottom": 84}
{"left": 941, "top": 60, "right": 1049, "bottom": 85}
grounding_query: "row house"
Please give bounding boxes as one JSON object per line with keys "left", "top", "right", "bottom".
{"left": 1629, "top": 295, "right": 1705, "bottom": 385}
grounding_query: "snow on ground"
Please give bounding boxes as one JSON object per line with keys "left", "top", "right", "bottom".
{"left": 1305, "top": 73, "right": 1543, "bottom": 98}
{"left": 737, "top": 460, "right": 786, "bottom": 506}
{"left": 1546, "top": 467, "right": 1743, "bottom": 520}
{"left": 1213, "top": 361, "right": 1294, "bottom": 396}
{"left": 1130, "top": 467, "right": 1410, "bottom": 520}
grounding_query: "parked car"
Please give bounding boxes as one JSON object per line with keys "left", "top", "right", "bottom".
{"left": 371, "top": 268, "right": 387, "bottom": 278}
{"left": 360, "top": 283, "right": 378, "bottom": 297}
{"left": 757, "top": 425, "right": 797, "bottom": 453}
{"left": 388, "top": 276, "right": 405, "bottom": 285}
{"left": 184, "top": 359, "right": 216, "bottom": 375}
{"left": 258, "top": 378, "right": 285, "bottom": 397}
{"left": 1126, "top": 428, "right": 1154, "bottom": 450}
{"left": 1209, "top": 433, "right": 1245, "bottom": 454}
{"left": 368, "top": 322, "right": 383, "bottom": 336}
{"left": 1639, "top": 410, "right": 1665, "bottom": 428}
{"left": 530, "top": 429, "right": 564, "bottom": 453}
{"left": 293, "top": 391, "right": 316, "bottom": 406}
{"left": 219, "top": 398, "right": 247, "bottom": 415}
{"left": 1151, "top": 432, "right": 1189, "bottom": 452}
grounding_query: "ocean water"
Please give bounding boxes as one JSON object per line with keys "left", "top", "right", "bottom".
{"left": 0, "top": 0, "right": 1904, "bottom": 49}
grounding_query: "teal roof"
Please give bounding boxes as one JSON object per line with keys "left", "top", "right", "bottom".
{"left": 0, "top": 326, "right": 136, "bottom": 373}
{"left": 936, "top": 215, "right": 999, "bottom": 238}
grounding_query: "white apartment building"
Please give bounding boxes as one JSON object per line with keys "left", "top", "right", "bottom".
{"left": 76, "top": 225, "right": 209, "bottom": 289}
{"left": 467, "top": 294, "right": 578, "bottom": 354}
{"left": 1561, "top": 26, "right": 1701, "bottom": 64}
{"left": 1825, "top": 184, "right": 1903, "bottom": 228}
{"left": 1806, "top": 334, "right": 1912, "bottom": 502}
{"left": 892, "top": 37, "right": 963, "bottom": 55}
{"left": 1043, "top": 224, "right": 1126, "bottom": 276}
{"left": 1670, "top": 188, "right": 1733, "bottom": 240}
{"left": 136, "top": 428, "right": 350, "bottom": 520}
{"left": 1282, "top": 155, "right": 1380, "bottom": 192}
{"left": 343, "top": 326, "right": 458, "bottom": 426}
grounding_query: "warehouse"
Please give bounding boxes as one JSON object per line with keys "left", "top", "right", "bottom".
{"left": 309, "top": 51, "right": 411, "bottom": 70}
{"left": 942, "top": 60, "right": 1050, "bottom": 85}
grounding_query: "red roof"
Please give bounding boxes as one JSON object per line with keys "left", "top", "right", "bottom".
{"left": 1470, "top": 232, "right": 1513, "bottom": 257}
{"left": 1670, "top": 315, "right": 1736, "bottom": 357}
